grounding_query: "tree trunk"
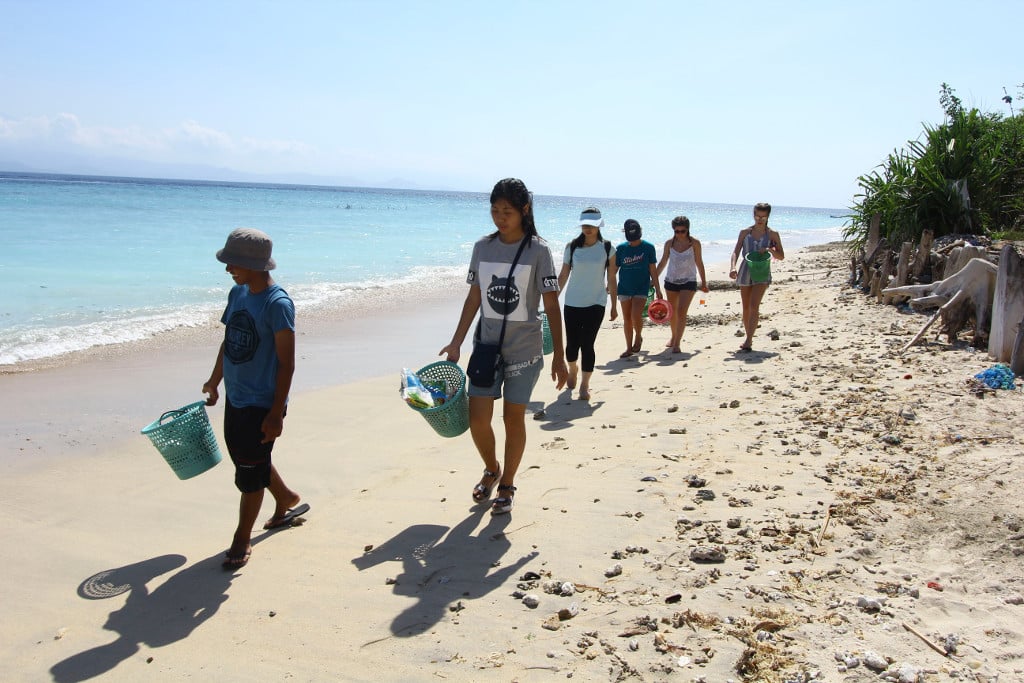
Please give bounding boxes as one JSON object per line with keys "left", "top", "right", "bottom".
{"left": 859, "top": 238, "right": 888, "bottom": 290}
{"left": 884, "top": 257, "right": 998, "bottom": 352}
{"left": 866, "top": 214, "right": 881, "bottom": 258}
{"left": 912, "top": 229, "right": 934, "bottom": 281}
{"left": 875, "top": 251, "right": 894, "bottom": 303}
{"left": 886, "top": 241, "right": 914, "bottom": 305}
{"left": 943, "top": 244, "right": 987, "bottom": 281}
{"left": 988, "top": 244, "right": 1024, "bottom": 365}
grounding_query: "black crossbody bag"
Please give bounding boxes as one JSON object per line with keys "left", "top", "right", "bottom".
{"left": 466, "top": 237, "right": 529, "bottom": 388}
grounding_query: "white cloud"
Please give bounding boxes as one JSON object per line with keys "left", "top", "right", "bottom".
{"left": 0, "top": 113, "right": 315, "bottom": 166}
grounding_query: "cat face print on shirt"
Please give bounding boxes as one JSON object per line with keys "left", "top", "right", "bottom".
{"left": 478, "top": 261, "right": 533, "bottom": 322}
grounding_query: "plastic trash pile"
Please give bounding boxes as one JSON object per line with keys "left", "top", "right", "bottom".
{"left": 973, "top": 363, "right": 1017, "bottom": 390}
{"left": 401, "top": 368, "right": 453, "bottom": 409}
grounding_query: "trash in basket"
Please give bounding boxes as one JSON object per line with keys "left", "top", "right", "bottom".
{"left": 402, "top": 362, "right": 469, "bottom": 438}
{"left": 141, "top": 401, "right": 223, "bottom": 480}
{"left": 745, "top": 250, "right": 772, "bottom": 283}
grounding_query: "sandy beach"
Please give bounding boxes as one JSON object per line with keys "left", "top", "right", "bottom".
{"left": 1, "top": 244, "right": 1022, "bottom": 683}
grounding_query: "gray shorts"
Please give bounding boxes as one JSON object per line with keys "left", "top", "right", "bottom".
{"left": 467, "top": 355, "right": 543, "bottom": 404}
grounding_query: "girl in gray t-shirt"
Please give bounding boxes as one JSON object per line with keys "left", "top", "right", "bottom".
{"left": 439, "top": 178, "right": 568, "bottom": 516}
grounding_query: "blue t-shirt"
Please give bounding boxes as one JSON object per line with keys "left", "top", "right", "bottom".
{"left": 615, "top": 241, "right": 657, "bottom": 296}
{"left": 220, "top": 283, "right": 295, "bottom": 408}
{"left": 562, "top": 240, "right": 615, "bottom": 308}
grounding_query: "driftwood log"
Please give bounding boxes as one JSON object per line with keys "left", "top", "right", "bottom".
{"left": 911, "top": 229, "right": 934, "bottom": 281}
{"left": 988, "top": 244, "right": 1024, "bottom": 373}
{"left": 883, "top": 257, "right": 997, "bottom": 353}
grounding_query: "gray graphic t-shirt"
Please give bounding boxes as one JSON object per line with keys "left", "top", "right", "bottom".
{"left": 467, "top": 234, "right": 558, "bottom": 363}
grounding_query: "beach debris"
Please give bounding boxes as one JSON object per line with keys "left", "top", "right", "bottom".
{"left": 974, "top": 363, "right": 1017, "bottom": 389}
{"left": 558, "top": 602, "right": 580, "bottom": 620}
{"left": 541, "top": 614, "right": 562, "bottom": 631}
{"left": 690, "top": 546, "right": 726, "bottom": 563}
{"left": 667, "top": 404, "right": 679, "bottom": 413}
{"left": 669, "top": 427, "right": 687, "bottom": 434}
{"left": 604, "top": 563, "right": 623, "bottom": 578}
{"left": 768, "top": 329, "right": 780, "bottom": 340}
{"left": 618, "top": 615, "right": 659, "bottom": 637}
{"left": 856, "top": 595, "right": 885, "bottom": 613}
{"left": 861, "top": 650, "right": 890, "bottom": 671}
{"left": 687, "top": 475, "right": 707, "bottom": 488}
{"left": 640, "top": 475, "right": 658, "bottom": 482}
{"left": 522, "top": 594, "right": 540, "bottom": 608}
{"left": 520, "top": 571, "right": 541, "bottom": 581}
{"left": 54, "top": 627, "right": 68, "bottom": 640}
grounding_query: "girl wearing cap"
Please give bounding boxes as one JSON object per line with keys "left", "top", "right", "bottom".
{"left": 615, "top": 219, "right": 662, "bottom": 358}
{"left": 729, "top": 202, "right": 785, "bottom": 351}
{"left": 556, "top": 207, "right": 618, "bottom": 400}
{"left": 655, "top": 216, "right": 708, "bottom": 354}
{"left": 439, "top": 178, "right": 568, "bottom": 516}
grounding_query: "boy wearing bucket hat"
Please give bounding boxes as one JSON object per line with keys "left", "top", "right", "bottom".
{"left": 203, "top": 227, "right": 306, "bottom": 570}
{"left": 729, "top": 203, "right": 785, "bottom": 352}
{"left": 615, "top": 219, "right": 662, "bottom": 358}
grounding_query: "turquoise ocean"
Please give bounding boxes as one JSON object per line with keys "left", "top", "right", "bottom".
{"left": 0, "top": 172, "right": 846, "bottom": 367}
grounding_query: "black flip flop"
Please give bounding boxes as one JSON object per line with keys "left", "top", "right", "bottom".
{"left": 264, "top": 503, "right": 310, "bottom": 530}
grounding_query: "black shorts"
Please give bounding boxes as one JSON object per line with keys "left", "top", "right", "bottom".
{"left": 224, "top": 400, "right": 285, "bottom": 493}
{"left": 664, "top": 280, "right": 697, "bottom": 292}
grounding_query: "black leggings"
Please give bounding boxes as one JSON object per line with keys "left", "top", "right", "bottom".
{"left": 563, "top": 304, "right": 605, "bottom": 372}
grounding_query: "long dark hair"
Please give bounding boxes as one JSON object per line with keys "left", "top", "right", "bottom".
{"left": 570, "top": 229, "right": 605, "bottom": 250}
{"left": 488, "top": 177, "right": 537, "bottom": 243}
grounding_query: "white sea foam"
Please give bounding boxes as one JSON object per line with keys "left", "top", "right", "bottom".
{"left": 0, "top": 267, "right": 468, "bottom": 366}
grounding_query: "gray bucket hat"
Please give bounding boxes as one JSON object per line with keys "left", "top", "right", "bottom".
{"left": 216, "top": 228, "right": 276, "bottom": 271}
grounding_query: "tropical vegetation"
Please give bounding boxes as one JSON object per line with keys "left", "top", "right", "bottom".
{"left": 844, "top": 83, "right": 1024, "bottom": 249}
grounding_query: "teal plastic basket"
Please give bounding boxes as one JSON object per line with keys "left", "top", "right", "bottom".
{"left": 141, "top": 401, "right": 223, "bottom": 480}
{"left": 410, "top": 362, "right": 469, "bottom": 438}
{"left": 541, "top": 313, "right": 553, "bottom": 355}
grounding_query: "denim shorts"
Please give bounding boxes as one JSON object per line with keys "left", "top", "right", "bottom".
{"left": 467, "top": 355, "right": 543, "bottom": 405}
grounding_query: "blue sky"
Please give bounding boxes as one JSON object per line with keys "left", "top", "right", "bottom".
{"left": 1, "top": 0, "right": 1020, "bottom": 208}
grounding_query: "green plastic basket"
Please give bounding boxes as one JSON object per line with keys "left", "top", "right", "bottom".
{"left": 410, "top": 361, "right": 469, "bottom": 438}
{"left": 141, "top": 401, "right": 223, "bottom": 480}
{"left": 745, "top": 250, "right": 772, "bottom": 283}
{"left": 541, "top": 313, "right": 553, "bottom": 355}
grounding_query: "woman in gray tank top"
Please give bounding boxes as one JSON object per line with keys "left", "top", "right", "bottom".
{"left": 728, "top": 203, "right": 784, "bottom": 351}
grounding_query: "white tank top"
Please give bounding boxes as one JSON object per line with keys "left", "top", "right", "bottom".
{"left": 665, "top": 244, "right": 697, "bottom": 284}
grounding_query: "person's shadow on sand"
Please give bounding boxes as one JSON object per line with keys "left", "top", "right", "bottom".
{"left": 50, "top": 552, "right": 235, "bottom": 682}
{"left": 351, "top": 508, "right": 537, "bottom": 638}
